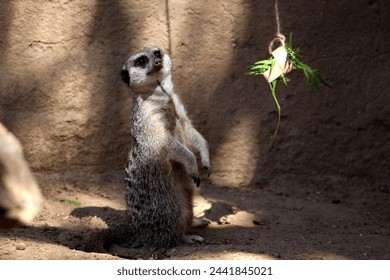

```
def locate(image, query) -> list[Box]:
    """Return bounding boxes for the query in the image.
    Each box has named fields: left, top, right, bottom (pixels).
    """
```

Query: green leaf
left=247, top=57, right=276, bottom=76
left=62, top=199, right=82, bottom=206
left=254, top=59, right=274, bottom=66
left=268, top=79, right=281, bottom=143
left=281, top=73, right=288, bottom=86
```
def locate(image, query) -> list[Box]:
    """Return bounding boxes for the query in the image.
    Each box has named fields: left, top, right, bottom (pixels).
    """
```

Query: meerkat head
left=121, top=47, right=172, bottom=93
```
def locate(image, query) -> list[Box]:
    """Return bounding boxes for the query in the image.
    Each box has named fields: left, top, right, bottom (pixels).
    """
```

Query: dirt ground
left=0, top=171, right=388, bottom=260
left=0, top=0, right=389, bottom=261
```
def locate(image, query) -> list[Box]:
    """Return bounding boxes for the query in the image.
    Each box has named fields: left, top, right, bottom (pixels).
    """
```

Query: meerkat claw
left=205, top=166, right=211, bottom=177
left=192, top=175, right=201, bottom=187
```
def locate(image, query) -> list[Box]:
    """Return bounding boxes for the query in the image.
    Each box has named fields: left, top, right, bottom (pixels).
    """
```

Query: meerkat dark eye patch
left=0, top=207, right=8, bottom=216
left=120, top=69, right=130, bottom=85
left=134, top=55, right=148, bottom=68
left=153, top=50, right=162, bottom=59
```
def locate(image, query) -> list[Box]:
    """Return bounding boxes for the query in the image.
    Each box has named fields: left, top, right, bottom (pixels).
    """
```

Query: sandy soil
left=0, top=0, right=389, bottom=262
left=0, top=172, right=388, bottom=260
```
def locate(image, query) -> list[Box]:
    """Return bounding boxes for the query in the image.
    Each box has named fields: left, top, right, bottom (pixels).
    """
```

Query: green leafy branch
left=284, top=35, right=330, bottom=91
left=248, top=34, right=330, bottom=142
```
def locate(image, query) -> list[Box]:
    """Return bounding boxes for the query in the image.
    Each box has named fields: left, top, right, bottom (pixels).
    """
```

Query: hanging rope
left=268, top=0, right=286, bottom=54
left=165, top=0, right=172, bottom=54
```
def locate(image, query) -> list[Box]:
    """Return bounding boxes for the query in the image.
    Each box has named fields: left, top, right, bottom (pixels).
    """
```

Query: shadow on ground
left=0, top=178, right=388, bottom=260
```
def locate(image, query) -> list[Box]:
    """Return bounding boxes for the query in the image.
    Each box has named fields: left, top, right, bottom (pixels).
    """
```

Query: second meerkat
left=121, top=47, right=211, bottom=248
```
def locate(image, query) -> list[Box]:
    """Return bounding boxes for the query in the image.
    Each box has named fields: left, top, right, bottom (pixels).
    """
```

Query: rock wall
left=1, top=0, right=389, bottom=187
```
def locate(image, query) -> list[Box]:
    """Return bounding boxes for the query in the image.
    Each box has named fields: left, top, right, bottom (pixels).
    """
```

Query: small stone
left=253, top=219, right=266, bottom=226
left=16, top=243, right=26, bottom=250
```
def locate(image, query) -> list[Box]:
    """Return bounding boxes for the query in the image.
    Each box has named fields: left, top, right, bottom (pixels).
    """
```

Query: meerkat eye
left=134, top=56, right=148, bottom=68
left=153, top=50, right=162, bottom=58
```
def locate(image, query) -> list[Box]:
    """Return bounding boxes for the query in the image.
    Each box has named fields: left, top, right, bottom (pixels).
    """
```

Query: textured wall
left=1, top=0, right=389, bottom=187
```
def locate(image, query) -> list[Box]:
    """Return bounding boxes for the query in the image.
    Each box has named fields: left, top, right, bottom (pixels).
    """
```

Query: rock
left=15, top=243, right=27, bottom=250
left=0, top=123, right=42, bottom=229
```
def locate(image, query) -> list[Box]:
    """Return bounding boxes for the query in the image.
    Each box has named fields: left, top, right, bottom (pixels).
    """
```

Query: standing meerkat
left=120, top=47, right=211, bottom=248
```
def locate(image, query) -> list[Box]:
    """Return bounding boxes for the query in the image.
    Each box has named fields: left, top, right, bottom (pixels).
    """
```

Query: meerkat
left=120, top=47, right=211, bottom=248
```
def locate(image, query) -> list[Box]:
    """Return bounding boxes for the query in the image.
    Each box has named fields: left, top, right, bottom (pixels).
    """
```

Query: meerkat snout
left=153, top=58, right=163, bottom=72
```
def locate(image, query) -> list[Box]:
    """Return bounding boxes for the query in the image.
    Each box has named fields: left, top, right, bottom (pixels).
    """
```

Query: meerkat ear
left=120, top=65, right=130, bottom=85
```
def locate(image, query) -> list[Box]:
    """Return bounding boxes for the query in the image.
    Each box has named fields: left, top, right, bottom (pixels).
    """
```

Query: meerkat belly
left=125, top=159, right=187, bottom=247
left=132, top=110, right=172, bottom=154
left=126, top=111, right=188, bottom=246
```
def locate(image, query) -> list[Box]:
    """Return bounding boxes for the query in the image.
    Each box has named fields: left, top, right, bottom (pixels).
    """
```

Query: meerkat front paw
left=191, top=175, right=201, bottom=187
left=184, top=234, right=204, bottom=244
left=202, top=161, right=211, bottom=178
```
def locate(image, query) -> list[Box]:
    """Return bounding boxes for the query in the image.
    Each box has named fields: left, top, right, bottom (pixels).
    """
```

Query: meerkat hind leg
left=183, top=218, right=209, bottom=245
left=184, top=234, right=204, bottom=244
